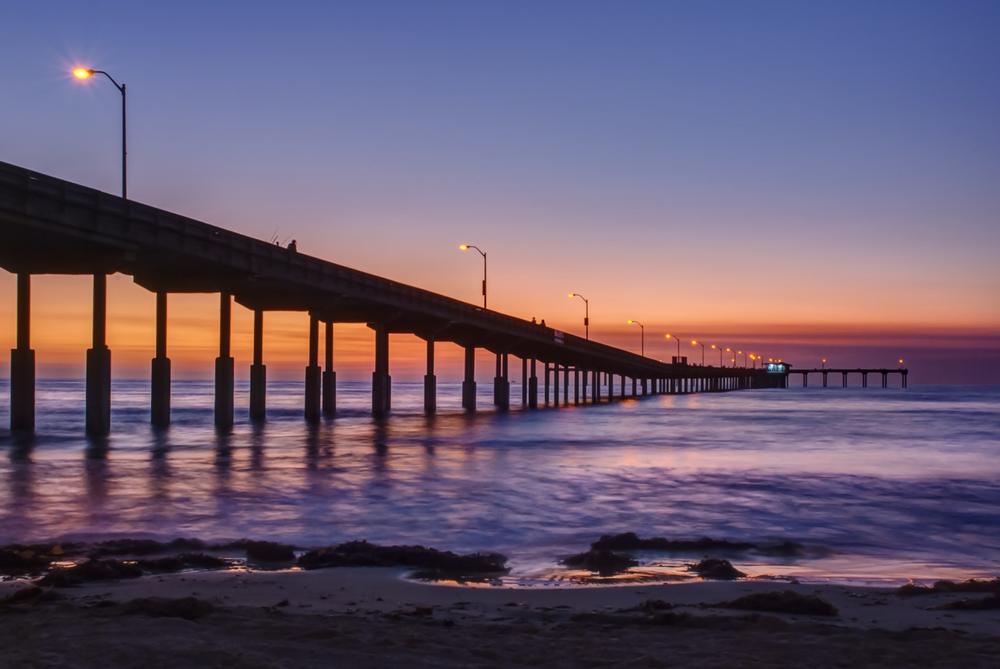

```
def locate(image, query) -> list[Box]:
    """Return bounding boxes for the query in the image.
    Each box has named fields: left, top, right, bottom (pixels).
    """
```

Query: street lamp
left=691, top=340, right=705, bottom=366
left=626, top=320, right=645, bottom=356
left=725, top=347, right=735, bottom=367
left=821, top=357, right=828, bottom=369
left=665, top=333, right=680, bottom=361
left=72, top=66, right=127, bottom=199
left=738, top=350, right=747, bottom=368
left=710, top=344, right=724, bottom=367
left=568, top=293, right=589, bottom=340
left=458, top=244, right=487, bottom=309
left=898, top=357, right=905, bottom=368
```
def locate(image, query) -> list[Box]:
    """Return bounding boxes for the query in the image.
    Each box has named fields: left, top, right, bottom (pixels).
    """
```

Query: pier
left=788, top=368, right=909, bottom=389
left=2, top=162, right=890, bottom=435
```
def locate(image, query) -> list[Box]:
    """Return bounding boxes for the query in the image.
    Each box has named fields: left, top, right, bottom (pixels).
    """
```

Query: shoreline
left=3, top=567, right=999, bottom=668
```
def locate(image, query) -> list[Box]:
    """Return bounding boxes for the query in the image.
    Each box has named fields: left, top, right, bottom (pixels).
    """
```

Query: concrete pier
left=372, top=325, right=390, bottom=418
left=592, top=369, right=600, bottom=403
left=322, top=321, right=336, bottom=417
left=214, top=292, right=234, bottom=430
left=304, top=315, right=321, bottom=422
left=85, top=273, right=112, bottom=437
left=10, top=273, right=34, bottom=431
left=150, top=291, right=170, bottom=427
left=462, top=345, right=476, bottom=412
left=423, top=338, right=436, bottom=415
left=249, top=309, right=266, bottom=421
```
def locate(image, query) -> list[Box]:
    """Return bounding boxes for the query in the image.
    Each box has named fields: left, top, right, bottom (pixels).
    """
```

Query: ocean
left=1, top=380, right=998, bottom=586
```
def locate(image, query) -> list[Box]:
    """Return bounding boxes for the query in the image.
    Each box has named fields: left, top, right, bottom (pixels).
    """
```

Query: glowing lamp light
left=458, top=244, right=469, bottom=251
left=72, top=67, right=94, bottom=80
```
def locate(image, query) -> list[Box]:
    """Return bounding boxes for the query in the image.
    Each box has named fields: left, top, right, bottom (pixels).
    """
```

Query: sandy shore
left=2, top=568, right=999, bottom=667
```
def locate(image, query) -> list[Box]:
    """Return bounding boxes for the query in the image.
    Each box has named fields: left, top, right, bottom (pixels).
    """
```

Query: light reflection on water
left=0, top=380, right=998, bottom=585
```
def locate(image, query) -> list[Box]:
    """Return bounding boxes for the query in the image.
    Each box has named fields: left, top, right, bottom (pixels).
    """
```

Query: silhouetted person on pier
left=531, top=317, right=537, bottom=324
left=288, top=239, right=298, bottom=252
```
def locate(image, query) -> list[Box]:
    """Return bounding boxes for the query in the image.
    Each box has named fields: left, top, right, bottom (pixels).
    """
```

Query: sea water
left=1, top=380, right=997, bottom=586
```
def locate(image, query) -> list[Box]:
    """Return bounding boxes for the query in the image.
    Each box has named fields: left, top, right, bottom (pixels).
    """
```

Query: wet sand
left=3, top=568, right=999, bottom=667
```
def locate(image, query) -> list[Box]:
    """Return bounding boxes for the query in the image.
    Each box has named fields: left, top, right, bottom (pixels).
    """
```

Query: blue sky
left=1, top=1, right=998, bottom=381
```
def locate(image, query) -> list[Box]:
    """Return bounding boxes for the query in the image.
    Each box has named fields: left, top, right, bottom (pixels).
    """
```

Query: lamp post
left=725, top=347, right=735, bottom=367
left=898, top=357, right=905, bottom=368
left=72, top=67, right=127, bottom=199
left=710, top=344, right=724, bottom=367
left=821, top=357, right=828, bottom=369
left=665, top=333, right=680, bottom=361
left=569, top=293, right=589, bottom=339
left=458, top=244, right=487, bottom=309
left=627, top=320, right=645, bottom=357
left=691, top=340, right=705, bottom=366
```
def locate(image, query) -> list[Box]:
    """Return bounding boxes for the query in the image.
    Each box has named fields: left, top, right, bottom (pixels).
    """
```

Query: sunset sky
left=1, top=1, right=998, bottom=383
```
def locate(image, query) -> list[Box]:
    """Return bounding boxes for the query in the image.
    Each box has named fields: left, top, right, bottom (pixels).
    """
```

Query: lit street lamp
left=627, top=319, right=645, bottom=357
left=458, top=244, right=487, bottom=309
left=821, top=357, right=828, bottom=369
left=568, top=293, right=589, bottom=339
left=665, top=333, right=680, bottom=361
left=898, top=357, right=905, bottom=368
left=710, top=344, right=724, bottom=367
left=72, top=66, right=127, bottom=198
left=691, top=340, right=705, bottom=366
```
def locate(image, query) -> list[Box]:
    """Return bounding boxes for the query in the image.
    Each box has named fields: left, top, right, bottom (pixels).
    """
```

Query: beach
left=3, top=567, right=1000, bottom=667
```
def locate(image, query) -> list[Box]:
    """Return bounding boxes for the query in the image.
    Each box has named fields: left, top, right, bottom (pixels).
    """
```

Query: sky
left=1, top=0, right=998, bottom=383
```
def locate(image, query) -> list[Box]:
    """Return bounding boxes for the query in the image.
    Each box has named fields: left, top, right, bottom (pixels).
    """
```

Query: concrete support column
left=86, top=273, right=112, bottom=436
left=214, top=291, right=235, bottom=430
left=563, top=365, right=569, bottom=405
left=592, top=369, right=600, bottom=403
left=462, top=345, right=476, bottom=412
left=822, top=371, right=828, bottom=388
left=553, top=364, right=560, bottom=407
left=544, top=363, right=551, bottom=406
left=607, top=373, right=614, bottom=401
left=862, top=372, right=868, bottom=388
left=632, top=377, right=637, bottom=397
left=249, top=309, right=266, bottom=421
left=304, top=315, right=321, bottom=422
left=372, top=325, right=391, bottom=418
left=574, top=368, right=580, bottom=405
left=10, top=273, right=35, bottom=431
left=620, top=375, right=626, bottom=397
left=641, top=378, right=648, bottom=396
left=322, top=321, right=336, bottom=417
left=150, top=291, right=171, bottom=428
left=881, top=372, right=888, bottom=388
left=521, top=357, right=528, bottom=407
left=423, top=338, right=436, bottom=415
left=902, top=371, right=908, bottom=389
left=528, top=359, right=538, bottom=409
left=494, top=353, right=510, bottom=410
